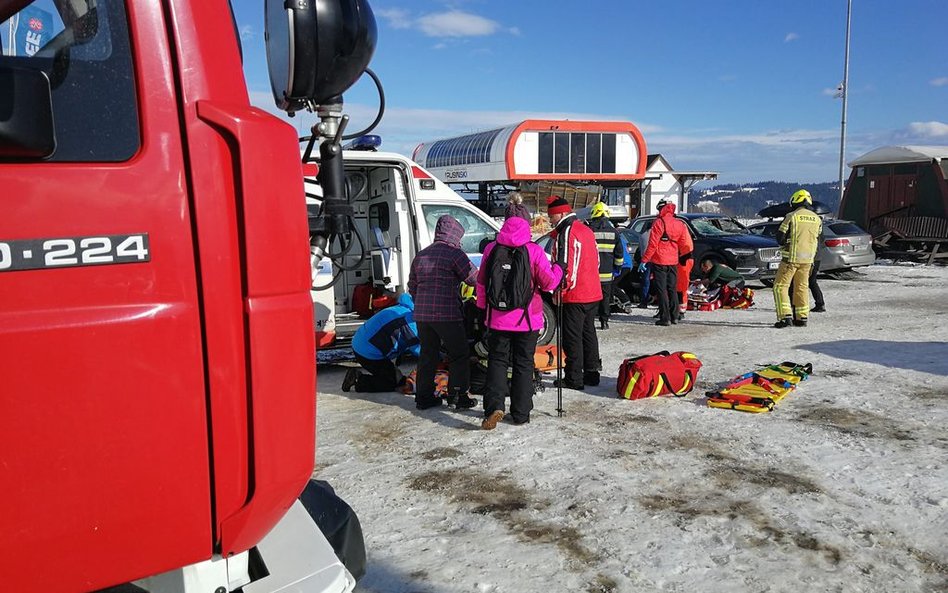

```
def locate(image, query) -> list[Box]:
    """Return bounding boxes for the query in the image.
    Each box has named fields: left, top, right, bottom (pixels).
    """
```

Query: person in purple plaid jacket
left=408, top=215, right=478, bottom=410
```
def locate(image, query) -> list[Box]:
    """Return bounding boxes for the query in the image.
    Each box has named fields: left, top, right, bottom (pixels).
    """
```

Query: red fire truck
left=0, top=0, right=373, bottom=591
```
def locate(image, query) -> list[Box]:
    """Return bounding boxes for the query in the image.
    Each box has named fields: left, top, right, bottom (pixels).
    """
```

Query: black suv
left=624, top=213, right=781, bottom=281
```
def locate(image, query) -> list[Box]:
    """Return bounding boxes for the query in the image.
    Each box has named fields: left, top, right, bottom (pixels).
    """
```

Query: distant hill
left=690, top=181, right=841, bottom=218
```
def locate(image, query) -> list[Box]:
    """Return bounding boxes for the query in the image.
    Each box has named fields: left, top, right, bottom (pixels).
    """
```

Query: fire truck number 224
left=0, top=234, right=150, bottom=272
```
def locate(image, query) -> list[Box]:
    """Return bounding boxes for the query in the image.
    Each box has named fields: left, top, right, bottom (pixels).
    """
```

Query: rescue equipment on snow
left=706, top=362, right=812, bottom=413
left=401, top=369, right=449, bottom=397
left=617, top=351, right=702, bottom=400
left=722, top=284, right=755, bottom=309
left=687, top=280, right=754, bottom=310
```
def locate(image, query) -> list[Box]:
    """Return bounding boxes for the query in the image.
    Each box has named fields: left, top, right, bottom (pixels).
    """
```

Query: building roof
left=644, top=153, right=717, bottom=181
left=849, top=145, right=948, bottom=166
left=412, top=120, right=648, bottom=183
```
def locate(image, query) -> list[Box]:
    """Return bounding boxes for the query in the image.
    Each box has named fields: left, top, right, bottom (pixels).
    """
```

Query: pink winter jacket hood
left=476, top=217, right=563, bottom=332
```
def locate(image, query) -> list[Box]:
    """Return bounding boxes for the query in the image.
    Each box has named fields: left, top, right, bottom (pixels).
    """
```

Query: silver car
left=747, top=219, right=875, bottom=272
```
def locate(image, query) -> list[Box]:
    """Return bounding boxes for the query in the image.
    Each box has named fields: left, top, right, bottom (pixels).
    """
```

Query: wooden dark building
left=839, top=145, right=948, bottom=262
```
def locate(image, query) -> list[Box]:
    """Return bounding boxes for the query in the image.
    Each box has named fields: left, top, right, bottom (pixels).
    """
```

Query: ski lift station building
left=412, top=120, right=648, bottom=218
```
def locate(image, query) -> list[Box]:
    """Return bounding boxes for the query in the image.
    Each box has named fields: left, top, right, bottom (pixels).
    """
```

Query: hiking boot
left=599, top=318, right=609, bottom=330
left=342, top=368, right=359, bottom=393
left=636, top=301, right=649, bottom=309
left=552, top=378, right=585, bottom=391
left=415, top=397, right=443, bottom=410
left=655, top=319, right=671, bottom=327
left=812, top=306, right=826, bottom=313
left=793, top=319, right=808, bottom=327
left=774, top=318, right=792, bottom=329
left=452, top=393, right=478, bottom=409
left=583, top=371, right=601, bottom=387
left=511, top=417, right=530, bottom=426
left=481, top=410, right=505, bottom=430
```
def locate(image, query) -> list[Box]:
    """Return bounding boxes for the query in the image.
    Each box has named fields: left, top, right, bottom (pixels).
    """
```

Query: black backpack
left=485, top=244, right=534, bottom=328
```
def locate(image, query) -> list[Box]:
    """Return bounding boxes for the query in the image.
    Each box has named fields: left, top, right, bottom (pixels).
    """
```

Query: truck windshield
left=691, top=217, right=749, bottom=237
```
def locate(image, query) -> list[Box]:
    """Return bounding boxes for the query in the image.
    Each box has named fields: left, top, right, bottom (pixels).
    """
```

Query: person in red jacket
left=548, top=195, right=602, bottom=389
left=641, top=200, right=692, bottom=326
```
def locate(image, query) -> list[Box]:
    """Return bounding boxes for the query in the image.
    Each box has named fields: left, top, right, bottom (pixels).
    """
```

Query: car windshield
left=690, top=217, right=749, bottom=236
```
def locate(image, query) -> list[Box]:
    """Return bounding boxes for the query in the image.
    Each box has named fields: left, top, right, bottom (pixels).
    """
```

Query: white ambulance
left=306, top=140, right=529, bottom=348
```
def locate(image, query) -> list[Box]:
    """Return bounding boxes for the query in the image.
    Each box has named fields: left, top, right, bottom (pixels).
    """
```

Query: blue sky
left=234, top=0, right=947, bottom=185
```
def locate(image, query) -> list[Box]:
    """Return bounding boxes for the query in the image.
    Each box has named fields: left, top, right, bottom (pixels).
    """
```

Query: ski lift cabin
left=839, top=145, right=948, bottom=263
left=412, top=120, right=647, bottom=223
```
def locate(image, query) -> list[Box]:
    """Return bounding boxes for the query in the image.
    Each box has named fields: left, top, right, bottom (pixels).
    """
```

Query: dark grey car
left=623, top=214, right=781, bottom=281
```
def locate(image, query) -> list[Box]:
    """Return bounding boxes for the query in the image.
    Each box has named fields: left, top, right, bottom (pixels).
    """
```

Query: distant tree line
left=691, top=181, right=840, bottom=218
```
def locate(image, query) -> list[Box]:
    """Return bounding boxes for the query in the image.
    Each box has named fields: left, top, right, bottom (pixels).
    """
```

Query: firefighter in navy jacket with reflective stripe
left=587, top=202, right=624, bottom=329
left=548, top=195, right=602, bottom=389
left=344, top=293, right=421, bottom=393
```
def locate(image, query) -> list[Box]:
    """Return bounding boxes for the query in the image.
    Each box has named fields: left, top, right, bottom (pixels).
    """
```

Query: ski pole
left=555, top=291, right=564, bottom=417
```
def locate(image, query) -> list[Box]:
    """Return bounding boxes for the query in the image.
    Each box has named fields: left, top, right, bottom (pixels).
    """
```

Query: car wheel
left=538, top=299, right=556, bottom=346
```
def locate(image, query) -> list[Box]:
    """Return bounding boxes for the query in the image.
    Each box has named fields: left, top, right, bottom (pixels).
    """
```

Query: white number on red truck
left=0, top=233, right=150, bottom=271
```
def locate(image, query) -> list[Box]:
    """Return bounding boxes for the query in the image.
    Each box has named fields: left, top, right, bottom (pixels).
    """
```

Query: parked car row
left=537, top=211, right=874, bottom=285
left=622, top=213, right=782, bottom=282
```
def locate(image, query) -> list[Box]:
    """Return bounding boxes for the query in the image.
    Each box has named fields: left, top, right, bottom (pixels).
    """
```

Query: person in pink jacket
left=475, top=216, right=563, bottom=430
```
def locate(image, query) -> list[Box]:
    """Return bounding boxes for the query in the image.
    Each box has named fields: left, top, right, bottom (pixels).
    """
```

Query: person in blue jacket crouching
left=343, top=293, right=420, bottom=393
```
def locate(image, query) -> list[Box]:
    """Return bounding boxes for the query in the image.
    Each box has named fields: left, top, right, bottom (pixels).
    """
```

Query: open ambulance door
left=364, top=164, right=414, bottom=292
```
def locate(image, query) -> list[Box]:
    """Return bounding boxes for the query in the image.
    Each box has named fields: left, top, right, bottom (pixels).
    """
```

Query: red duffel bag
left=617, top=351, right=702, bottom=400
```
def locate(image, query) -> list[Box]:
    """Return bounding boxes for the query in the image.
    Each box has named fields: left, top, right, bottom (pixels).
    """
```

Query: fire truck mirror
left=265, top=0, right=377, bottom=114
left=0, top=66, right=56, bottom=159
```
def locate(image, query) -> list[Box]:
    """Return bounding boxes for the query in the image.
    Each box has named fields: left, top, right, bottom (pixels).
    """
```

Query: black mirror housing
left=265, top=0, right=377, bottom=113
left=0, top=66, right=55, bottom=159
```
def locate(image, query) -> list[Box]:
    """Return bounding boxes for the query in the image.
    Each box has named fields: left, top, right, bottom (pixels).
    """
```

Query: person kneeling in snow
left=700, top=259, right=746, bottom=291
left=343, top=293, right=420, bottom=394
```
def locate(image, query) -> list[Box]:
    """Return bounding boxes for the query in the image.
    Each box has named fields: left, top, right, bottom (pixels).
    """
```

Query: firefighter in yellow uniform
left=773, top=189, right=822, bottom=328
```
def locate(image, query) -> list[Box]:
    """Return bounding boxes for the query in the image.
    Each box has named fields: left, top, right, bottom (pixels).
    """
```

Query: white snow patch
left=314, top=264, right=948, bottom=593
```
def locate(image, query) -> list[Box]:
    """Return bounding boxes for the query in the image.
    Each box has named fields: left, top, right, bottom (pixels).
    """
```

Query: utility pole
left=838, top=0, right=853, bottom=203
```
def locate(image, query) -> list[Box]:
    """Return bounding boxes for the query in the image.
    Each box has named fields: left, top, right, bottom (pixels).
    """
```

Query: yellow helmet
left=459, top=282, right=475, bottom=302
left=590, top=201, right=609, bottom=218
left=790, top=189, right=812, bottom=206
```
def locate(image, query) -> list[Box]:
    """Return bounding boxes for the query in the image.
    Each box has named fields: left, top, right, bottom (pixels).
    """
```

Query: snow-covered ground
left=313, top=264, right=948, bottom=593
